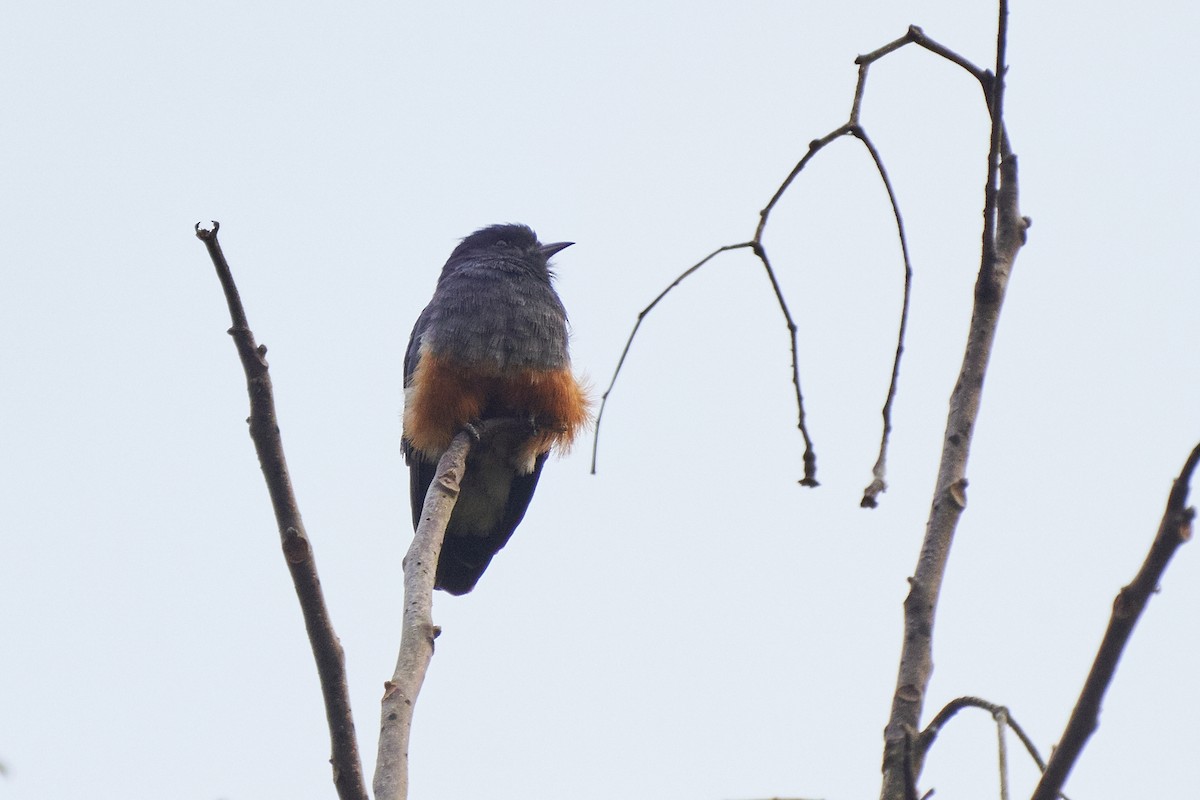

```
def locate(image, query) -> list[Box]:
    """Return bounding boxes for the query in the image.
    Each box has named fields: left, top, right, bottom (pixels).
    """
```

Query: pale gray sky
left=2, top=2, right=1198, bottom=798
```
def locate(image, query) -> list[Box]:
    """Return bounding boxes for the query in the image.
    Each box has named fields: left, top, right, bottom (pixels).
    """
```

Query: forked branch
left=920, top=695, right=1068, bottom=799
left=878, top=2, right=1031, bottom=798
left=591, top=25, right=997, bottom=498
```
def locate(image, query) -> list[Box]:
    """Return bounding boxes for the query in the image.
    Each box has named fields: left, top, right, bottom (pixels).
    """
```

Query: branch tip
left=195, top=220, right=219, bottom=238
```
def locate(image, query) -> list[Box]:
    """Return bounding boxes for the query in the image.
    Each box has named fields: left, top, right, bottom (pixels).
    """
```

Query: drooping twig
left=852, top=128, right=914, bottom=507
left=878, top=3, right=1031, bottom=797
left=1029, top=441, right=1200, bottom=800
left=374, top=428, right=474, bottom=800
left=751, top=240, right=818, bottom=486
left=590, top=242, right=752, bottom=474
left=589, top=129, right=858, bottom=487
left=919, top=696, right=1058, bottom=789
left=194, top=222, right=368, bottom=800
left=592, top=26, right=986, bottom=494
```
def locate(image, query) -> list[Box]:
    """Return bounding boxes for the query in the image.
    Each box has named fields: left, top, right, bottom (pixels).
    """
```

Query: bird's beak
left=540, top=241, right=574, bottom=259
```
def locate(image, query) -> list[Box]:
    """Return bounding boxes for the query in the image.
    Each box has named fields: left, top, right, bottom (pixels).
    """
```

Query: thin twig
left=752, top=241, right=818, bottom=485
left=852, top=128, right=914, bottom=507
left=194, top=222, right=368, bottom=800
left=979, top=4, right=1008, bottom=288
left=855, top=28, right=922, bottom=68
left=755, top=126, right=854, bottom=238
left=1030, top=441, right=1200, bottom=800
left=919, top=696, right=1057, bottom=783
left=591, top=115, right=861, bottom=484
left=374, top=428, right=475, bottom=800
left=593, top=27, right=1003, bottom=494
left=994, top=707, right=1009, bottom=800
left=907, top=26, right=991, bottom=83
left=590, top=243, right=752, bottom=474
left=903, top=724, right=920, bottom=800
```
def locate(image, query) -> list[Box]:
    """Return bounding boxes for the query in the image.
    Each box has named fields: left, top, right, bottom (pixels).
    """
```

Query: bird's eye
left=495, top=239, right=508, bottom=248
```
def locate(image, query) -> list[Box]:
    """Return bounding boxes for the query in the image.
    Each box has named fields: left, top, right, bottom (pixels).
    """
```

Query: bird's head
left=446, top=224, right=573, bottom=277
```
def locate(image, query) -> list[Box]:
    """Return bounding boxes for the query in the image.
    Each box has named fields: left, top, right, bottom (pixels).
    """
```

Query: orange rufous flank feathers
left=404, top=350, right=590, bottom=460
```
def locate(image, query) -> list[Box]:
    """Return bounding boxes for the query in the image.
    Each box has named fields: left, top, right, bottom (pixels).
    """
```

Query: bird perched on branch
left=402, top=224, right=589, bottom=594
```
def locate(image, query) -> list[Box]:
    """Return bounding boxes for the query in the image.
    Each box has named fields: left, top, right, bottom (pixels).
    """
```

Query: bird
left=402, top=223, right=589, bottom=595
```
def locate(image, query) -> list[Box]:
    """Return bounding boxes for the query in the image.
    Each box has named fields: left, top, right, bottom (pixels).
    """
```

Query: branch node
left=283, top=528, right=312, bottom=564
left=861, top=478, right=887, bottom=508
left=948, top=478, right=968, bottom=509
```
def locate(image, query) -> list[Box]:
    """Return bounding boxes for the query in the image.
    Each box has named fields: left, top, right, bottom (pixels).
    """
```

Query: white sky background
left=2, top=1, right=1198, bottom=798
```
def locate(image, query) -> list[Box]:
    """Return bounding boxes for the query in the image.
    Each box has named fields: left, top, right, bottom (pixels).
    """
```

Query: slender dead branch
left=1029, top=441, right=1200, bottom=800
left=752, top=241, right=818, bottom=485
left=919, top=696, right=1056, bottom=785
left=979, top=7, right=1008, bottom=285
left=593, top=25, right=1001, bottom=494
left=755, top=125, right=854, bottom=238
left=994, top=707, right=1009, bottom=800
left=853, top=29, right=915, bottom=67
left=905, top=26, right=991, bottom=83
left=589, top=109, right=862, bottom=484
left=852, top=128, right=914, bottom=507
left=194, top=222, right=368, bottom=800
left=374, top=428, right=474, bottom=800
left=590, top=242, right=752, bottom=474
left=878, top=3, right=1031, bottom=797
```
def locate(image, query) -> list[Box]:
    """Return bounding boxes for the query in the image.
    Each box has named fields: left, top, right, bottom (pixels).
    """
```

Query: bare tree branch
left=994, top=707, right=1009, bottom=800
left=592, top=22, right=1013, bottom=495
left=591, top=29, right=959, bottom=488
left=374, top=428, right=474, bottom=800
left=750, top=239, right=819, bottom=486
left=852, top=128, right=914, bottom=507
left=1029, top=441, right=1200, bottom=800
left=590, top=242, right=752, bottom=475
left=919, top=696, right=1057, bottom=788
left=902, top=26, right=990, bottom=84
left=878, top=2, right=1031, bottom=797
left=194, top=222, right=368, bottom=800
